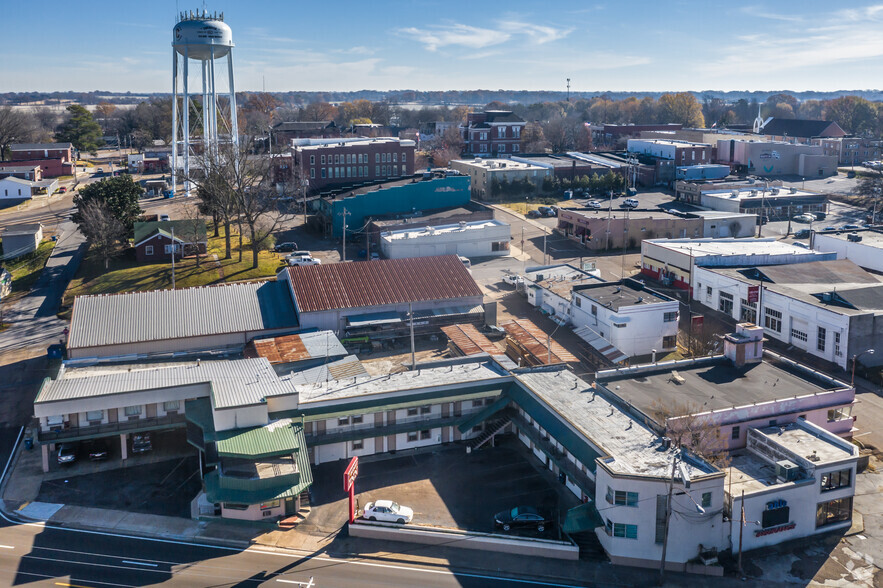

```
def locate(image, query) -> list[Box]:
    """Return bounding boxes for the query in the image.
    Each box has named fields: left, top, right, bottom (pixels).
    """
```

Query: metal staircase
left=467, top=415, right=511, bottom=451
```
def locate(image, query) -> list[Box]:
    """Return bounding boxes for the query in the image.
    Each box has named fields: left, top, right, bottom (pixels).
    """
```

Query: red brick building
left=0, top=165, right=42, bottom=181
left=281, top=138, right=416, bottom=192
left=461, top=110, right=526, bottom=156
left=271, top=121, right=338, bottom=148
left=6, top=143, right=75, bottom=178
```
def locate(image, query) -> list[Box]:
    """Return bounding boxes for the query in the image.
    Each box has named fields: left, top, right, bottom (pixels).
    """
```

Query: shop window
left=662, top=335, right=677, bottom=349
left=820, top=468, right=852, bottom=492
left=718, top=291, right=734, bottom=315
left=260, top=500, right=280, bottom=510
left=816, top=497, right=852, bottom=528
left=764, top=308, right=782, bottom=332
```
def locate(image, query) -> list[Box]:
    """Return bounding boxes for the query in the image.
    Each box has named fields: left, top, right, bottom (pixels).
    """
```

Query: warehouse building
left=379, top=219, right=511, bottom=260
left=812, top=228, right=883, bottom=274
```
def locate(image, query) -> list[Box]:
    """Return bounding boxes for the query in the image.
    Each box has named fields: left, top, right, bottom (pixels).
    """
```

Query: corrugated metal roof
left=281, top=355, right=367, bottom=386
left=283, top=255, right=482, bottom=313
left=501, top=319, right=578, bottom=364
left=573, top=326, right=628, bottom=364
left=245, top=330, right=346, bottom=365
left=441, top=324, right=500, bottom=356
left=68, top=281, right=298, bottom=351
left=35, top=357, right=290, bottom=411
left=215, top=418, right=301, bottom=458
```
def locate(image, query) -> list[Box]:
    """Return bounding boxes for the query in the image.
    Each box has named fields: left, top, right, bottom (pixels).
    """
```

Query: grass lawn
left=3, top=240, right=56, bottom=301
left=62, top=224, right=282, bottom=310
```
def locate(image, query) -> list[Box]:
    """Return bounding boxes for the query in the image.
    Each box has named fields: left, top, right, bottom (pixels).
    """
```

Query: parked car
left=159, top=214, right=171, bottom=222
left=458, top=255, right=471, bottom=269
left=526, top=209, right=542, bottom=219
left=86, top=438, right=109, bottom=461
left=363, top=500, right=413, bottom=524
left=537, top=206, right=553, bottom=217
left=621, top=198, right=639, bottom=209
left=813, top=212, right=827, bottom=221
left=131, top=433, right=152, bottom=454
left=287, top=256, right=321, bottom=266
left=843, top=224, right=861, bottom=230
left=587, top=200, right=602, bottom=210
left=548, top=206, right=559, bottom=217
left=502, top=274, right=522, bottom=286
left=57, top=443, right=78, bottom=465
left=57, top=186, right=67, bottom=193
left=822, top=226, right=838, bottom=232
left=274, top=242, right=299, bottom=253
left=494, top=506, right=552, bottom=532
left=792, top=214, right=815, bottom=223
left=794, top=229, right=811, bottom=239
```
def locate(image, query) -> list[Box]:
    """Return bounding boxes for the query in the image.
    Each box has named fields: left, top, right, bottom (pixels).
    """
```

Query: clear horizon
left=3, top=1, right=883, bottom=95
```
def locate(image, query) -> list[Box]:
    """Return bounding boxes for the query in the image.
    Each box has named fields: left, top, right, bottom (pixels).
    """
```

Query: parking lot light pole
left=851, top=349, right=874, bottom=387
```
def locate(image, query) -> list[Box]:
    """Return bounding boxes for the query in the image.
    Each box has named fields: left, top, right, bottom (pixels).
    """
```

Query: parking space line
left=0, top=545, right=14, bottom=549
left=121, top=560, right=158, bottom=567
left=276, top=577, right=314, bottom=586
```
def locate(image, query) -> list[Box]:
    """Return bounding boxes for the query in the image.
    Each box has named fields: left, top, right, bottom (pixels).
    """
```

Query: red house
left=133, top=220, right=207, bottom=263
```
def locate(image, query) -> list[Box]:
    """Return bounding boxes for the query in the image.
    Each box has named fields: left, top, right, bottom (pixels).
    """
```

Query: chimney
left=723, top=323, right=764, bottom=368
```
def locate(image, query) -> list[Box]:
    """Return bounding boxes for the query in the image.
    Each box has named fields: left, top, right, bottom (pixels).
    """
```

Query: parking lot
left=304, top=436, right=579, bottom=541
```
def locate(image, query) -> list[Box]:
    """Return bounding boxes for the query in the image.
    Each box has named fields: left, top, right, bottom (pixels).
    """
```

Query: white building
left=379, top=219, right=511, bottom=260
left=813, top=228, right=883, bottom=274
left=449, top=158, right=552, bottom=200
left=570, top=279, right=679, bottom=359
left=696, top=186, right=827, bottom=218
left=0, top=176, right=37, bottom=200
left=521, top=264, right=602, bottom=321
left=640, top=238, right=836, bottom=292
left=692, top=260, right=883, bottom=370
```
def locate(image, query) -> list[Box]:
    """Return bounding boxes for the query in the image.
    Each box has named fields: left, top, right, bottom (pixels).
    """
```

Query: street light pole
left=851, top=349, right=875, bottom=387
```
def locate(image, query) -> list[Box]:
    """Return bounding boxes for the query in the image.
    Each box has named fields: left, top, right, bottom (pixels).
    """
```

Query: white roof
left=381, top=219, right=508, bottom=241
left=451, top=158, right=547, bottom=171
left=645, top=238, right=828, bottom=259
left=702, top=187, right=819, bottom=202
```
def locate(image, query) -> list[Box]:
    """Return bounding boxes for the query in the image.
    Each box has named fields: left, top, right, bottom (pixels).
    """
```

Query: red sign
left=754, top=522, right=795, bottom=537
left=747, top=285, right=760, bottom=304
left=343, top=456, right=359, bottom=525
left=691, top=315, right=704, bottom=332
left=343, top=456, right=359, bottom=492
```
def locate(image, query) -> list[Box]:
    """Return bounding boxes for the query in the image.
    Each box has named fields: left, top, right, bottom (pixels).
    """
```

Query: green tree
left=55, top=104, right=103, bottom=152
left=657, top=92, right=705, bottom=127
left=825, top=96, right=877, bottom=136
left=72, top=175, right=144, bottom=236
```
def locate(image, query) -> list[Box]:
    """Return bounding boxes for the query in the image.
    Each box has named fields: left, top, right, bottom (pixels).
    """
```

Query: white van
left=458, top=256, right=471, bottom=269
left=623, top=198, right=639, bottom=209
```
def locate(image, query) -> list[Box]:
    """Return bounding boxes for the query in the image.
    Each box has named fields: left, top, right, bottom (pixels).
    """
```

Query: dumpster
left=24, top=436, right=33, bottom=450
left=47, top=344, right=65, bottom=359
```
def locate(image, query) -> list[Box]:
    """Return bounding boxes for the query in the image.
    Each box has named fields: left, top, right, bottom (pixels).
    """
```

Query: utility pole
left=786, top=204, right=792, bottom=236
left=543, top=228, right=548, bottom=265
left=521, top=225, right=525, bottom=271
left=757, top=181, right=767, bottom=238
left=737, top=489, right=746, bottom=578
left=566, top=78, right=571, bottom=103
left=302, top=178, right=310, bottom=226
left=658, top=455, right=678, bottom=585
left=409, top=302, right=416, bottom=369
left=170, top=227, right=176, bottom=289
left=365, top=217, right=372, bottom=259
left=339, top=206, right=351, bottom=262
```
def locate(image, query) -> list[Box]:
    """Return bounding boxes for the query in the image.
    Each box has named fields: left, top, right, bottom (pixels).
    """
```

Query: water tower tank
left=173, top=16, right=233, bottom=60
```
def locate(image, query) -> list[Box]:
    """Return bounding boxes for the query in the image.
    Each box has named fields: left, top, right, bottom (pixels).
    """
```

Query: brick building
left=271, top=121, right=337, bottom=148
left=460, top=110, right=526, bottom=156
left=0, top=165, right=42, bottom=181
left=6, top=143, right=75, bottom=178
left=283, top=138, right=416, bottom=192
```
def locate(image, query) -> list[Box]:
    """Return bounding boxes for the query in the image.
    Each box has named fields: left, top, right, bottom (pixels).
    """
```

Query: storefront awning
left=573, top=326, right=628, bottom=364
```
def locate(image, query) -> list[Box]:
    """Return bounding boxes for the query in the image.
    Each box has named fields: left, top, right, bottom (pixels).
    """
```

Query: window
left=828, top=406, right=851, bottom=421
left=145, top=245, right=154, bottom=256
left=310, top=168, right=315, bottom=179
left=740, top=299, right=757, bottom=323
left=420, top=405, right=431, bottom=414
left=816, top=497, right=852, bottom=528
left=512, top=144, right=519, bottom=152
left=718, top=291, right=734, bottom=315
left=575, top=297, right=581, bottom=307
left=407, top=407, right=418, bottom=416
left=260, top=500, right=281, bottom=510
left=662, top=335, right=677, bottom=349
left=705, top=286, right=712, bottom=301
left=701, top=492, right=712, bottom=508
left=335, top=154, right=341, bottom=164
left=393, top=153, right=397, bottom=163
left=352, top=439, right=363, bottom=450
left=310, top=155, right=315, bottom=165
left=338, top=417, right=350, bottom=426
left=817, top=326, right=827, bottom=352
left=480, top=144, right=488, bottom=152
left=321, top=155, right=326, bottom=164
left=223, top=503, right=249, bottom=511
left=164, top=244, right=175, bottom=254
left=163, top=400, right=180, bottom=412
left=375, top=153, right=380, bottom=163
left=498, top=126, right=505, bottom=138
left=765, top=308, right=782, bottom=332
left=791, top=328, right=808, bottom=343
left=491, top=241, right=509, bottom=252
left=321, top=168, right=327, bottom=178
left=663, top=311, right=678, bottom=323
left=498, top=144, right=505, bottom=153
left=731, top=425, right=741, bottom=440
left=820, top=468, right=852, bottom=492
left=392, top=165, right=398, bottom=176
left=513, top=126, right=521, bottom=138
left=420, top=430, right=431, bottom=440
left=834, top=332, right=842, bottom=356
left=614, top=322, right=627, bottom=328
left=407, top=431, right=418, bottom=442
left=86, top=410, right=104, bottom=422
left=591, top=305, right=597, bottom=316
left=401, top=152, right=406, bottom=162
left=769, top=419, right=777, bottom=427
left=472, top=399, right=485, bottom=408
left=375, top=165, right=380, bottom=175
left=606, top=488, right=639, bottom=506
left=124, top=405, right=142, bottom=416
left=346, top=154, right=352, bottom=164
left=351, top=415, right=363, bottom=424
left=606, top=520, right=638, bottom=539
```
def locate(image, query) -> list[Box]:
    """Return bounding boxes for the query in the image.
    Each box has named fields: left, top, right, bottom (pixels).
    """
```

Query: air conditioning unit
left=776, top=459, right=800, bottom=482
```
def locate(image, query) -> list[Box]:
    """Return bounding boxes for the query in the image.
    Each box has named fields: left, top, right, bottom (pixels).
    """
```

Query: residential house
left=133, top=220, right=207, bottom=263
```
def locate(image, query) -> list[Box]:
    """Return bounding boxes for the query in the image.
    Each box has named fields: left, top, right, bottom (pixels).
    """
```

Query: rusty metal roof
left=282, top=255, right=483, bottom=313
left=245, top=331, right=346, bottom=365
left=501, top=319, right=578, bottom=364
left=441, top=324, right=500, bottom=356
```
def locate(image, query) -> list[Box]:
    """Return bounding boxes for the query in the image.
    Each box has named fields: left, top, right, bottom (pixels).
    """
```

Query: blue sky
left=3, top=1, right=883, bottom=93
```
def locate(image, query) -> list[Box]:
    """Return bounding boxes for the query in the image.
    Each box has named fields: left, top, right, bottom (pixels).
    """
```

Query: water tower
left=171, top=10, right=239, bottom=197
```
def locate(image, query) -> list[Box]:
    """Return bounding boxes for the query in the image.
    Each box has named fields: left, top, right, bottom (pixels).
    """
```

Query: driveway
left=0, top=220, right=87, bottom=354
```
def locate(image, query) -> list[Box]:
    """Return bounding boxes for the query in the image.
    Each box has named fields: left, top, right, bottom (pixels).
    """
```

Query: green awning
left=216, top=419, right=303, bottom=459
left=563, top=502, right=604, bottom=534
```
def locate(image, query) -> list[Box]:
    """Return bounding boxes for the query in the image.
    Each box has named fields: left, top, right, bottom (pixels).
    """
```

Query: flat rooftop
left=451, top=158, right=547, bottom=171
left=524, top=264, right=601, bottom=300
left=573, top=280, right=673, bottom=311
left=630, top=139, right=712, bottom=148
left=756, top=423, right=854, bottom=463
left=562, top=208, right=687, bottom=220
left=381, top=219, right=508, bottom=241
left=597, top=356, right=843, bottom=418
left=646, top=238, right=829, bottom=259
left=702, top=187, right=822, bottom=202
left=816, top=227, right=883, bottom=247
left=517, top=369, right=717, bottom=478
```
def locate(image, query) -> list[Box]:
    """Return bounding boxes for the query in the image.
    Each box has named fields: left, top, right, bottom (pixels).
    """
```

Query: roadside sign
left=747, top=285, right=760, bottom=304
left=343, top=456, right=359, bottom=525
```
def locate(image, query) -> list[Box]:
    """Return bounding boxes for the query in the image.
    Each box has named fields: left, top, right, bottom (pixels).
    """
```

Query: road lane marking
left=121, top=560, right=158, bottom=567
left=277, top=577, right=314, bottom=587
left=0, top=545, right=14, bottom=549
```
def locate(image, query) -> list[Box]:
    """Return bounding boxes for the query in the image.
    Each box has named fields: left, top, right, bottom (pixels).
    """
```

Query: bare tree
left=651, top=399, right=730, bottom=468
left=95, top=101, right=117, bottom=132
left=77, top=200, right=128, bottom=269
left=0, top=107, right=31, bottom=161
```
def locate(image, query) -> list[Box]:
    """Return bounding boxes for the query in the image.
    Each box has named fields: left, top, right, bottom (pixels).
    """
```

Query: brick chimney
left=723, top=323, right=764, bottom=368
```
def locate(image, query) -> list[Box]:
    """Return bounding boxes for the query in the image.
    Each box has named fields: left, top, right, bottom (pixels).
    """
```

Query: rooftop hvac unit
left=750, top=190, right=758, bottom=197
left=790, top=187, right=798, bottom=194
left=776, top=459, right=800, bottom=483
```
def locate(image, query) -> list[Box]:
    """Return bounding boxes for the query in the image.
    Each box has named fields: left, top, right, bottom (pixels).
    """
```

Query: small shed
left=1, top=223, right=43, bottom=258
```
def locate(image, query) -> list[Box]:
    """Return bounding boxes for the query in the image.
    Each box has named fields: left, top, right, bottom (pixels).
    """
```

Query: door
left=107, top=409, right=118, bottom=424
left=316, top=420, right=326, bottom=435
left=387, top=434, right=396, bottom=452
left=146, top=403, right=157, bottom=418
left=68, top=412, right=79, bottom=428
left=374, top=437, right=384, bottom=452
left=441, top=427, right=450, bottom=443
left=387, top=410, right=396, bottom=425
left=441, top=403, right=450, bottom=418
